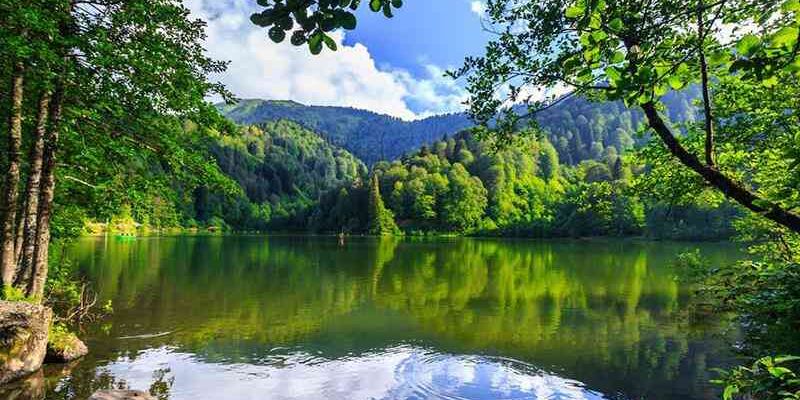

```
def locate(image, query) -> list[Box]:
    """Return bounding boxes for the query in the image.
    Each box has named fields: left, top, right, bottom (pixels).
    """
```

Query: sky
left=185, top=0, right=492, bottom=120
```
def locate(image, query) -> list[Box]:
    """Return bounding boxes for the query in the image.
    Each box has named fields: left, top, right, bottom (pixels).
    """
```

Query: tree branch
left=641, top=101, right=800, bottom=233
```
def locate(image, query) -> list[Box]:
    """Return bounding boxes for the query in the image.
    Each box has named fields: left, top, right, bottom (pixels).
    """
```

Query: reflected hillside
left=65, top=237, right=738, bottom=400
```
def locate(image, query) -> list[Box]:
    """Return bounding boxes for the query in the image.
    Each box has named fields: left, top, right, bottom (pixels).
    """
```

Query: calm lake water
left=3, top=236, right=743, bottom=400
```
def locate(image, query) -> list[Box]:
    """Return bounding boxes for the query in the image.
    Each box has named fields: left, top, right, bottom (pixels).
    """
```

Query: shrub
left=714, top=356, right=800, bottom=400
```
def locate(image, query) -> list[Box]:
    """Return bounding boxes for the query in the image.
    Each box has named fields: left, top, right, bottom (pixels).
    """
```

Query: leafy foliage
left=250, top=0, right=404, bottom=55
left=713, top=356, right=800, bottom=400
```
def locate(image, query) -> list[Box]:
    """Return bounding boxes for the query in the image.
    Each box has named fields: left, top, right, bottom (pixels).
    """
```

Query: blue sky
left=187, top=0, right=491, bottom=119
left=345, top=2, right=490, bottom=77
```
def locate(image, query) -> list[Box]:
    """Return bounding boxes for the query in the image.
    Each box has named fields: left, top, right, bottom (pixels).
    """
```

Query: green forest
left=64, top=94, right=732, bottom=240
left=2, top=0, right=800, bottom=399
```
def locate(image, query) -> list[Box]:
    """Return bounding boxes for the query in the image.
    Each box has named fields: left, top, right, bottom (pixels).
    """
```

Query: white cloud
left=470, top=1, right=486, bottom=17
left=187, top=0, right=466, bottom=120
left=393, top=64, right=468, bottom=118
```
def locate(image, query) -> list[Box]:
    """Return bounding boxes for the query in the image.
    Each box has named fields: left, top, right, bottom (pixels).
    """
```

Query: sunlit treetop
left=251, top=0, right=403, bottom=54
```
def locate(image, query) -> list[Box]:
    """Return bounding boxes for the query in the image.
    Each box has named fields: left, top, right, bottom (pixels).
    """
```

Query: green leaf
left=565, top=5, right=584, bottom=18
left=323, top=34, right=338, bottom=51
left=268, top=27, right=286, bottom=43
left=340, top=12, right=357, bottom=30
left=605, top=66, right=621, bottom=84
left=370, top=0, right=382, bottom=12
left=762, top=75, right=779, bottom=87
left=771, top=26, right=799, bottom=49
left=723, top=385, right=739, bottom=400
left=775, top=356, right=800, bottom=364
left=308, top=32, right=324, bottom=55
left=782, top=0, right=800, bottom=12
left=737, top=34, right=761, bottom=56
left=768, top=366, right=793, bottom=377
left=667, top=75, right=685, bottom=90
left=591, top=30, right=608, bottom=42
left=654, top=83, right=668, bottom=97
left=608, top=18, right=623, bottom=32
left=290, top=31, right=306, bottom=46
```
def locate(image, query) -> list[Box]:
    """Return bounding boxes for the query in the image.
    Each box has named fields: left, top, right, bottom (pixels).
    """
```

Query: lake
left=2, top=236, right=742, bottom=400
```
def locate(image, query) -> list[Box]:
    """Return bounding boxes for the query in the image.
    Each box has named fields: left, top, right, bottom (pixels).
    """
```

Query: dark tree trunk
left=27, top=83, right=63, bottom=299
left=14, top=91, right=51, bottom=288
left=641, top=102, right=800, bottom=233
left=696, top=0, right=715, bottom=167
left=1, top=62, right=25, bottom=286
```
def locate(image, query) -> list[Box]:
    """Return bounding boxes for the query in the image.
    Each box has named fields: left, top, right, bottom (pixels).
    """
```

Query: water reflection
left=98, top=345, right=605, bottom=400
left=2, top=236, right=740, bottom=400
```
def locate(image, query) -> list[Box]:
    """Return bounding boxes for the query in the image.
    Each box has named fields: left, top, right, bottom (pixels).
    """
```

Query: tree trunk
left=696, top=0, right=715, bottom=167
left=1, top=62, right=25, bottom=286
left=641, top=102, right=800, bottom=233
left=27, top=84, right=63, bottom=300
left=14, top=91, right=51, bottom=288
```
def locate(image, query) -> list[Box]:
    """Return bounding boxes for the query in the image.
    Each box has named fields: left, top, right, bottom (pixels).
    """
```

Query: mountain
left=218, top=99, right=472, bottom=165
left=219, top=90, right=698, bottom=166
left=532, top=89, right=699, bottom=164
left=191, top=120, right=366, bottom=230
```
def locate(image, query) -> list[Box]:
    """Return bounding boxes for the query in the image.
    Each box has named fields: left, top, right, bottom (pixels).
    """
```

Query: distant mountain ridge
left=218, top=99, right=472, bottom=165
left=219, top=90, right=698, bottom=166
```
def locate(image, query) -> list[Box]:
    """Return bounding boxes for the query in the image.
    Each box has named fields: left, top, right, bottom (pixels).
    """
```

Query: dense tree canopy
left=0, top=0, right=230, bottom=297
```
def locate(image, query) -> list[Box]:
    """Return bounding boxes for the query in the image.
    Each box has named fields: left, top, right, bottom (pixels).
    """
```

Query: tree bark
left=641, top=102, right=800, bottom=233
left=696, top=0, right=715, bottom=166
left=14, top=91, right=51, bottom=288
left=27, top=83, right=63, bottom=300
left=1, top=62, right=25, bottom=286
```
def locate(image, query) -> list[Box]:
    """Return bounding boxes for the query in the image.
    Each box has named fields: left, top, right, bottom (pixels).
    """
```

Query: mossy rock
left=0, top=300, right=52, bottom=384
left=45, top=325, right=87, bottom=363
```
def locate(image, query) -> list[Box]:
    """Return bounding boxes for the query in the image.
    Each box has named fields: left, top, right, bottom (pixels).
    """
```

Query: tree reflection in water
left=14, top=236, right=740, bottom=400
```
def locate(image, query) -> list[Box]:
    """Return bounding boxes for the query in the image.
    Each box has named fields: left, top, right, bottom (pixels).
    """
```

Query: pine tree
left=368, top=174, right=399, bottom=236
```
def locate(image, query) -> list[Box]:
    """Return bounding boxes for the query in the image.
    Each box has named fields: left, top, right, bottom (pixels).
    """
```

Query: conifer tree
left=368, top=173, right=399, bottom=236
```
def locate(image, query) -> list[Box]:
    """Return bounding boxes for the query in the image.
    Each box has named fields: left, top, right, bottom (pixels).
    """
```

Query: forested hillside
left=309, top=131, right=737, bottom=239
left=67, top=92, right=718, bottom=239
left=218, top=99, right=472, bottom=165
left=535, top=89, right=699, bottom=164
left=191, top=120, right=367, bottom=231
left=220, top=90, right=697, bottom=166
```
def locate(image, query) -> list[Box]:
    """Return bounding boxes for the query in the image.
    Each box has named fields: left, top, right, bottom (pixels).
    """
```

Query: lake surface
left=2, top=236, right=742, bottom=400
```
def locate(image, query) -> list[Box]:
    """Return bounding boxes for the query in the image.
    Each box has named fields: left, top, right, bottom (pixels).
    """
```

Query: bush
left=1, top=285, right=33, bottom=302
left=714, top=356, right=800, bottom=400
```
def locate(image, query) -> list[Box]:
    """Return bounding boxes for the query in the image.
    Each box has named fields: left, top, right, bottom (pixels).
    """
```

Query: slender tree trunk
left=641, top=102, right=800, bottom=233
left=1, top=62, right=25, bottom=286
left=14, top=91, right=51, bottom=288
left=696, top=0, right=715, bottom=166
left=27, top=83, right=63, bottom=300
left=13, top=199, right=26, bottom=272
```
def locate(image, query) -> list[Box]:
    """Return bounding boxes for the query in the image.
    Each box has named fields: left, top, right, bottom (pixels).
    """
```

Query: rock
left=89, top=390, right=156, bottom=400
left=45, top=328, right=88, bottom=363
left=0, top=368, right=45, bottom=399
left=0, top=300, right=52, bottom=385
